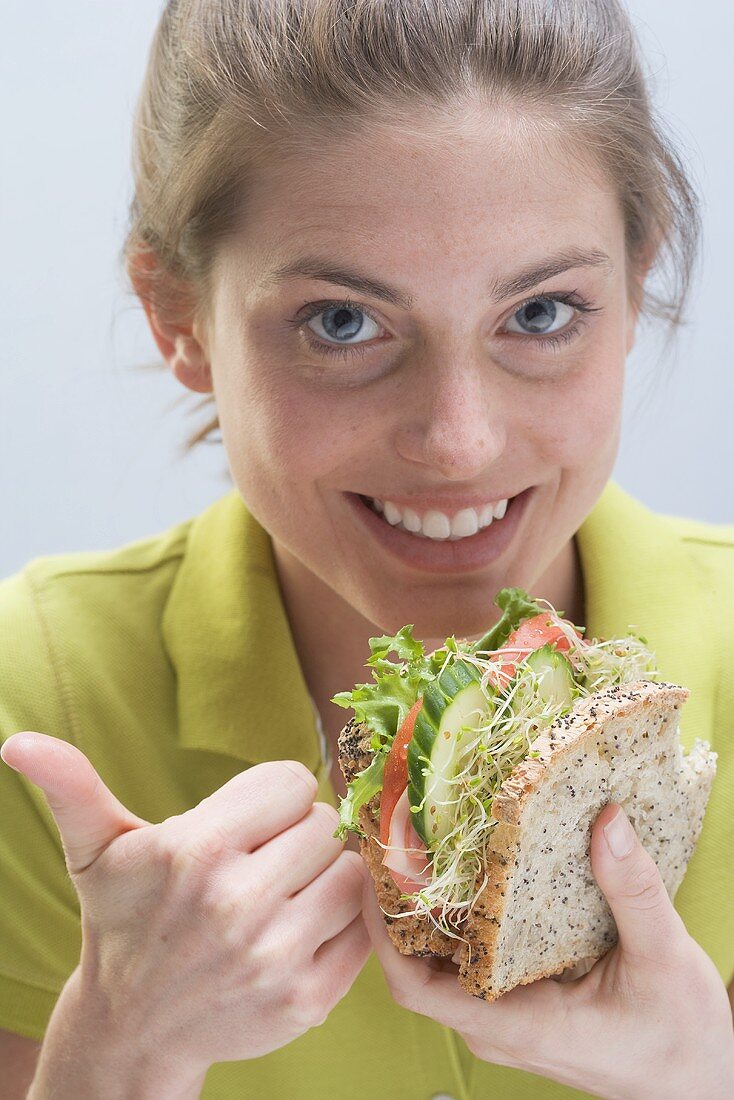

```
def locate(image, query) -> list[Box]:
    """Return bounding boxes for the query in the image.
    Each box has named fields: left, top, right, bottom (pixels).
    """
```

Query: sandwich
left=332, top=587, right=717, bottom=1001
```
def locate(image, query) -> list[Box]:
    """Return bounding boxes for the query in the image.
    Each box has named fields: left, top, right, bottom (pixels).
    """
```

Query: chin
left=356, top=575, right=521, bottom=641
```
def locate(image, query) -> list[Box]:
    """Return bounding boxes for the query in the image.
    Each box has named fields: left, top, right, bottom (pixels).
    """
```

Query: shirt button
left=430, top=1094, right=457, bottom=1100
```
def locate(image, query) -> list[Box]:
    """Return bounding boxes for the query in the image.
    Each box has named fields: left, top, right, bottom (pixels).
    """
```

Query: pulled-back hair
left=123, top=0, right=700, bottom=452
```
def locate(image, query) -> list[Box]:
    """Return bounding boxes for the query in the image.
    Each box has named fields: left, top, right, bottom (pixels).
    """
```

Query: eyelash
left=287, top=291, right=601, bottom=361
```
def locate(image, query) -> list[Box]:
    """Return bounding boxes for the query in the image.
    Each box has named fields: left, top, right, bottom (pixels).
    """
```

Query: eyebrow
left=264, top=246, right=613, bottom=309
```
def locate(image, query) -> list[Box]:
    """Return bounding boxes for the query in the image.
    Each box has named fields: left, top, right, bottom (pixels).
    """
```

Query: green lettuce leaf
left=468, top=586, right=546, bottom=655
left=331, top=624, right=438, bottom=746
left=333, top=751, right=386, bottom=840
left=366, top=624, right=425, bottom=667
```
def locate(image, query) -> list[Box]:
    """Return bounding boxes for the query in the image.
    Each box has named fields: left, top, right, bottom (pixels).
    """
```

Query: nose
left=393, top=353, right=506, bottom=480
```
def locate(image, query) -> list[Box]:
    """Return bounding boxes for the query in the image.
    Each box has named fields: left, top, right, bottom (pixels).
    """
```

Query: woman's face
left=197, top=103, right=640, bottom=638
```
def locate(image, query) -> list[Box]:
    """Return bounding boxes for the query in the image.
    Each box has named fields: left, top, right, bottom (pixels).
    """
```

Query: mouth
left=357, top=493, right=512, bottom=540
left=344, top=486, right=534, bottom=575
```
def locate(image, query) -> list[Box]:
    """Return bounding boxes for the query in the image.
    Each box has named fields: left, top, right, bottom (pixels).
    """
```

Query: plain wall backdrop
left=2, top=0, right=732, bottom=578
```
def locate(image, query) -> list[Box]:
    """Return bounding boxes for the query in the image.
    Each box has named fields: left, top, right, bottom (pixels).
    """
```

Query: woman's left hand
left=362, top=802, right=734, bottom=1100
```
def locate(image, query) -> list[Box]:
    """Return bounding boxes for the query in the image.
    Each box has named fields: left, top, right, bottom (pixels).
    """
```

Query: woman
left=1, top=1, right=732, bottom=1097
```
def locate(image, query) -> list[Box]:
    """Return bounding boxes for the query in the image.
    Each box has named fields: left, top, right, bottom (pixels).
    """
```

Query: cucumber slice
left=423, top=682, right=488, bottom=845
left=407, top=661, right=493, bottom=848
left=514, top=643, right=575, bottom=710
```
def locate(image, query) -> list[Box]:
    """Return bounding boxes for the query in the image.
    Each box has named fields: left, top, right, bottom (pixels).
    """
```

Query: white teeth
left=367, top=496, right=511, bottom=541
left=401, top=507, right=422, bottom=533
left=450, top=508, right=479, bottom=538
left=383, top=501, right=402, bottom=525
left=421, top=510, right=451, bottom=539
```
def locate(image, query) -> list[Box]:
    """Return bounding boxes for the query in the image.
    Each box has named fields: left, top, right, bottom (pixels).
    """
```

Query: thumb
left=590, top=801, right=687, bottom=965
left=1, top=731, right=150, bottom=875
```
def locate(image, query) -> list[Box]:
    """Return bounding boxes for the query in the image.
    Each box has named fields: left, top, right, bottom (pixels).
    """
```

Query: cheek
left=266, top=384, right=369, bottom=480
left=528, top=350, right=625, bottom=465
left=218, top=360, right=367, bottom=491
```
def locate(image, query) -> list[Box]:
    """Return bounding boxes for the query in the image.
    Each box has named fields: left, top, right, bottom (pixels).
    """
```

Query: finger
left=247, top=801, right=345, bottom=894
left=360, top=868, right=478, bottom=1025
left=311, top=911, right=372, bottom=1004
left=289, top=849, right=366, bottom=946
left=589, top=802, right=688, bottom=965
left=361, top=871, right=565, bottom=1037
left=190, top=759, right=318, bottom=852
left=0, top=732, right=149, bottom=875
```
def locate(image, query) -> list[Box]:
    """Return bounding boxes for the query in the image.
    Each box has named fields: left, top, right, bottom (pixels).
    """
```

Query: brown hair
left=122, top=0, right=701, bottom=454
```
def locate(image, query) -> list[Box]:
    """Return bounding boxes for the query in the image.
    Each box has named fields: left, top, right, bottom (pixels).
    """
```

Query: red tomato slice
left=379, top=697, right=423, bottom=846
left=486, top=612, right=578, bottom=689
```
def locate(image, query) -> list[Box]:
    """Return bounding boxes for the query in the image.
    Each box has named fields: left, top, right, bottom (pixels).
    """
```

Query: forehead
left=225, top=103, right=623, bottom=285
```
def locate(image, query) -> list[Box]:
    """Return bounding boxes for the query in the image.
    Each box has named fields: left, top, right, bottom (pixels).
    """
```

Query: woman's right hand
left=0, top=731, right=370, bottom=1077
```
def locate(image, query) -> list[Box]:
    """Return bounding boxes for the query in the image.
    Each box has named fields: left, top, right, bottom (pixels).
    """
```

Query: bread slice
left=338, top=679, right=717, bottom=999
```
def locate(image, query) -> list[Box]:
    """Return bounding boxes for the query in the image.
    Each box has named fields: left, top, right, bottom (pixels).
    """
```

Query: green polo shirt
left=1, top=480, right=732, bottom=1099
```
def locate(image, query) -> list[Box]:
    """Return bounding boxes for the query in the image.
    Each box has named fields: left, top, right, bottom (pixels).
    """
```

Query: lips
left=344, top=486, right=534, bottom=575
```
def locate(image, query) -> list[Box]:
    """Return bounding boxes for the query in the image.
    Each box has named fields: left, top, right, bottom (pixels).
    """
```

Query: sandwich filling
left=332, top=587, right=660, bottom=941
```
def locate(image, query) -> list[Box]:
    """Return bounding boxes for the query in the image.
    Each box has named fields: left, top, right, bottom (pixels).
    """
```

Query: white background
left=2, top=0, right=732, bottom=577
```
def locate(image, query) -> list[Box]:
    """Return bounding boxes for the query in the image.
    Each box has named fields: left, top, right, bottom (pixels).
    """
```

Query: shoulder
left=659, top=510, right=734, bottom=552
left=16, top=510, right=193, bottom=591
left=656, top=510, right=734, bottom=736
left=0, top=513, right=195, bottom=752
left=4, top=509, right=193, bottom=615
left=658, top=510, right=734, bottom=600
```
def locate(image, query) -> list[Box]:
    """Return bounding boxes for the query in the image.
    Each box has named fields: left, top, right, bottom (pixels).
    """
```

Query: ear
left=128, top=247, right=213, bottom=395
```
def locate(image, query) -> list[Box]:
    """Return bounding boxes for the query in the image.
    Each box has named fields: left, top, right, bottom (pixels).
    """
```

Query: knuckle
left=284, top=975, right=332, bottom=1030
left=251, top=858, right=283, bottom=903
left=337, top=849, right=366, bottom=890
left=147, top=825, right=186, bottom=876
left=241, top=936, right=273, bottom=989
left=246, top=926, right=298, bottom=990
left=268, top=916, right=307, bottom=962
left=164, top=825, right=232, bottom=884
left=199, top=879, right=237, bottom=920
left=278, top=760, right=319, bottom=800
left=197, top=881, right=253, bottom=950
left=624, top=860, right=665, bottom=910
left=180, top=833, right=225, bottom=873
left=311, top=801, right=340, bottom=834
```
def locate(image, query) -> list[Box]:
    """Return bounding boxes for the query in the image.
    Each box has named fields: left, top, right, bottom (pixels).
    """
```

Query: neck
left=271, top=535, right=586, bottom=744
left=272, top=545, right=378, bottom=742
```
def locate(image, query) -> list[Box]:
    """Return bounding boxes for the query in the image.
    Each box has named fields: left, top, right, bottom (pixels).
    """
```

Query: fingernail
left=603, top=808, right=635, bottom=859
left=0, top=745, right=18, bottom=770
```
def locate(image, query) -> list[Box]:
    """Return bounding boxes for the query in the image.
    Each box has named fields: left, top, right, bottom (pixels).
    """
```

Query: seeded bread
left=338, top=716, right=457, bottom=956
left=339, top=679, right=717, bottom=999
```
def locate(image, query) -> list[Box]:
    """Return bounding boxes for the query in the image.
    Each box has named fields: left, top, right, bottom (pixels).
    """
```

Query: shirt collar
left=163, top=480, right=714, bottom=766
left=575, top=480, right=716, bottom=749
left=162, top=489, right=323, bottom=769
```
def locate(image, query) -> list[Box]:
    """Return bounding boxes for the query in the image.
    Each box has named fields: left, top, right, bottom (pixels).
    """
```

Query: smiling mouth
left=356, top=492, right=517, bottom=541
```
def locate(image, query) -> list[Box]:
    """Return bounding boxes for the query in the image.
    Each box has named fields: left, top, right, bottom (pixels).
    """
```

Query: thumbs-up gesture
left=1, top=731, right=370, bottom=1077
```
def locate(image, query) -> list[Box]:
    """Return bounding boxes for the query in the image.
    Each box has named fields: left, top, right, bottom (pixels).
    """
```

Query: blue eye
left=306, top=303, right=381, bottom=346
left=287, top=291, right=601, bottom=362
left=505, top=297, right=576, bottom=336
